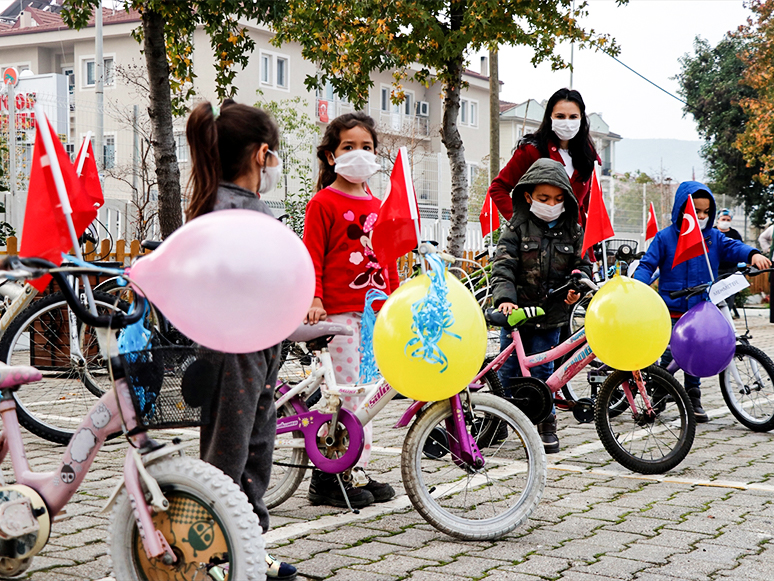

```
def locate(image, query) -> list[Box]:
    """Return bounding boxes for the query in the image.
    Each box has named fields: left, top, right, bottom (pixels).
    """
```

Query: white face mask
left=258, top=150, right=282, bottom=194
left=552, top=118, right=581, bottom=141
left=333, top=149, right=381, bottom=183
left=698, top=217, right=709, bottom=230
left=529, top=199, right=565, bottom=222
left=718, top=220, right=731, bottom=231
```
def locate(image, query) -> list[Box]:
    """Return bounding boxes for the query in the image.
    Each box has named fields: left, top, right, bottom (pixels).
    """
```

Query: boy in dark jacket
left=492, top=158, right=592, bottom=453
left=633, top=182, right=770, bottom=422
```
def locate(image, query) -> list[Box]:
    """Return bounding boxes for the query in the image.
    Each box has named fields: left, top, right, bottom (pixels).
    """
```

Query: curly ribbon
left=359, top=289, right=389, bottom=383
left=405, top=253, right=460, bottom=372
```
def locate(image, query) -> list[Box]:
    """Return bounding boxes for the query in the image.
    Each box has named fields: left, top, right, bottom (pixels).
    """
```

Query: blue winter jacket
left=633, top=181, right=759, bottom=313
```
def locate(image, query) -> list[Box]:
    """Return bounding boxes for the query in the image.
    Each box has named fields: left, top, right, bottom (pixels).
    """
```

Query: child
left=716, top=209, right=743, bottom=318
left=633, top=182, right=771, bottom=422
left=186, top=99, right=297, bottom=581
left=303, top=112, right=399, bottom=508
left=491, top=158, right=592, bottom=453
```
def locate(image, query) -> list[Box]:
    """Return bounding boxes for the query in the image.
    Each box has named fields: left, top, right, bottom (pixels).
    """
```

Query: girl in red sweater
left=303, top=113, right=399, bottom=509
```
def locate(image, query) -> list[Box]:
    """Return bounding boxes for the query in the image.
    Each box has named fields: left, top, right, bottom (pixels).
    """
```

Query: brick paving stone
left=420, top=555, right=501, bottom=578
left=354, top=554, right=438, bottom=577
left=569, top=555, right=648, bottom=579
left=505, top=554, right=573, bottom=577
left=609, top=542, right=686, bottom=564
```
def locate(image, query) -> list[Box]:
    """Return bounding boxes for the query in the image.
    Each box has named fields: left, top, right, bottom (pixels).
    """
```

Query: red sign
left=318, top=100, right=329, bottom=123
left=3, top=67, right=17, bottom=87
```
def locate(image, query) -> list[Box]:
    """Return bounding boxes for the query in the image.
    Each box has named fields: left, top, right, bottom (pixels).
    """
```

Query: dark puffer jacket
left=491, top=158, right=592, bottom=329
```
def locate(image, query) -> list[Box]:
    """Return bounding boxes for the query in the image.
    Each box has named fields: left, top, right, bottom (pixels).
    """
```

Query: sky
left=472, top=0, right=752, bottom=142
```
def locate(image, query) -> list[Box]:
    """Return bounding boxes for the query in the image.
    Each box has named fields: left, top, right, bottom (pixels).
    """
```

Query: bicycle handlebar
left=0, top=256, right=146, bottom=329
left=668, top=266, right=774, bottom=300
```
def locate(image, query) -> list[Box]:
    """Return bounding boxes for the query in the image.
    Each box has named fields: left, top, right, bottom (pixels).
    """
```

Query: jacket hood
left=671, top=181, right=716, bottom=231
left=512, top=158, right=579, bottom=223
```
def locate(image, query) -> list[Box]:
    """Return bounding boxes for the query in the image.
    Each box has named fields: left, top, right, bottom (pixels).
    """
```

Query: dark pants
left=660, top=317, right=700, bottom=392
left=200, top=344, right=281, bottom=533
left=498, top=326, right=562, bottom=389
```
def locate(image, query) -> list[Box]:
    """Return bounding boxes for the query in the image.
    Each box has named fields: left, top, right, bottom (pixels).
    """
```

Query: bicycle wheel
left=110, top=455, right=265, bottom=580
left=0, top=290, right=128, bottom=444
left=401, top=392, right=546, bottom=540
left=720, top=343, right=774, bottom=432
left=595, top=365, right=696, bottom=474
left=265, top=399, right=309, bottom=509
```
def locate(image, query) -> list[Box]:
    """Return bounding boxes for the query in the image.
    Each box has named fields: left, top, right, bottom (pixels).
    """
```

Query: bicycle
left=0, top=256, right=265, bottom=580
left=268, top=316, right=546, bottom=541
left=666, top=267, right=774, bottom=432
left=480, top=270, right=696, bottom=474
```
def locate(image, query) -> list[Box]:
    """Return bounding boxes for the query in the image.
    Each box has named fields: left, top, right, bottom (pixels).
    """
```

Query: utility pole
left=95, top=5, right=104, bottom=169
left=569, top=0, right=575, bottom=89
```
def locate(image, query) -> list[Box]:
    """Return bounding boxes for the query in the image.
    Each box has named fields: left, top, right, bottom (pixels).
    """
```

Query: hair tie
left=211, top=104, right=220, bottom=119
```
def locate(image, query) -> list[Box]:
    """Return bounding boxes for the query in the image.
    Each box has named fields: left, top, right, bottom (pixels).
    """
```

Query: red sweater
left=488, top=142, right=597, bottom=226
left=303, top=187, right=400, bottom=315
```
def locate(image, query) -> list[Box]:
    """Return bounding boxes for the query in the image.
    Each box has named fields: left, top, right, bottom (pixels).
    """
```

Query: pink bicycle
left=0, top=257, right=265, bottom=580
left=478, top=272, right=695, bottom=474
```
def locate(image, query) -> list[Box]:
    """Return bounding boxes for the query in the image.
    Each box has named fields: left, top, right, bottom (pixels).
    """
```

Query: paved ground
left=5, top=308, right=774, bottom=580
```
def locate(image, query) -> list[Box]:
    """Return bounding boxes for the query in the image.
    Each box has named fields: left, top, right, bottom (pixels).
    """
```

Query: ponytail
left=186, top=99, right=280, bottom=220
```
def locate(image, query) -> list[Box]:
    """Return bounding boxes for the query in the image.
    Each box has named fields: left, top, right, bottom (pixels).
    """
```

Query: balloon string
left=359, top=289, right=389, bottom=383
left=405, top=253, right=460, bottom=373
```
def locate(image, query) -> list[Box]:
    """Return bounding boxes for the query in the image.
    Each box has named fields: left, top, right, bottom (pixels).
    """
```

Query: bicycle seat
left=485, top=307, right=545, bottom=329
left=287, top=321, right=354, bottom=343
left=0, top=363, right=42, bottom=390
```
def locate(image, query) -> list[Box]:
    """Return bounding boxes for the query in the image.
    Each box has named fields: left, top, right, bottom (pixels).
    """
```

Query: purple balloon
left=671, top=301, right=736, bottom=377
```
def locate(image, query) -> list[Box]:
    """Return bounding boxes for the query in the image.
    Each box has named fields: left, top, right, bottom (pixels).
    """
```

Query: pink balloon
left=130, top=210, right=314, bottom=353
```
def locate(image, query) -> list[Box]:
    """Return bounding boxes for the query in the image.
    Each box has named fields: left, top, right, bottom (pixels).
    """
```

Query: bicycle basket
left=119, top=346, right=216, bottom=429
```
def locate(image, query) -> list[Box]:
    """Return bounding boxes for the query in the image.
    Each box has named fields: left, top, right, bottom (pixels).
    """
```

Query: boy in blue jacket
left=633, top=181, right=770, bottom=422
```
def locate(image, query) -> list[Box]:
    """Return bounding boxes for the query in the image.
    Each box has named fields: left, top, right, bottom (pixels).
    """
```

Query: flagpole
left=33, top=105, right=98, bottom=315
left=75, top=131, right=92, bottom=177
left=701, top=236, right=714, bottom=283
left=399, top=147, right=425, bottom=274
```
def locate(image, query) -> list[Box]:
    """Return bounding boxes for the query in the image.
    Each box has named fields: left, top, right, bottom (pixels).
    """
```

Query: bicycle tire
left=594, top=365, right=696, bottom=474
left=0, top=290, right=128, bottom=444
left=401, top=392, right=546, bottom=540
left=109, top=455, right=265, bottom=580
left=720, top=343, right=774, bottom=432
left=265, top=399, right=309, bottom=508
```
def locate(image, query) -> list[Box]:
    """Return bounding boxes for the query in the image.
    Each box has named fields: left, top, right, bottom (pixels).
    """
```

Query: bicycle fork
left=445, top=393, right=485, bottom=470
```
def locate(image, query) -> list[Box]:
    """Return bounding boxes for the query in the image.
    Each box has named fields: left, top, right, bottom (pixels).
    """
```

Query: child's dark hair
left=186, top=99, right=279, bottom=220
left=521, top=88, right=597, bottom=182
left=316, top=112, right=378, bottom=191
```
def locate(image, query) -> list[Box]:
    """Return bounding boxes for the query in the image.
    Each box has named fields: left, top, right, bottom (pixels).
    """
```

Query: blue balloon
left=671, top=301, right=735, bottom=377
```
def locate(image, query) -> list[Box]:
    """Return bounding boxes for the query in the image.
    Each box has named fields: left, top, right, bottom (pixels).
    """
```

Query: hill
left=615, top=139, right=706, bottom=183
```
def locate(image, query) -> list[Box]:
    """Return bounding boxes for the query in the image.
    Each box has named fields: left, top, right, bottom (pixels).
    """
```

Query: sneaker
left=308, top=469, right=375, bottom=508
left=266, top=554, right=297, bottom=580
left=536, top=414, right=560, bottom=454
left=352, top=467, right=395, bottom=502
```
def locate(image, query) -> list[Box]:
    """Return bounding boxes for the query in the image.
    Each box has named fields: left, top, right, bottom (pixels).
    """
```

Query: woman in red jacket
left=488, top=88, right=599, bottom=225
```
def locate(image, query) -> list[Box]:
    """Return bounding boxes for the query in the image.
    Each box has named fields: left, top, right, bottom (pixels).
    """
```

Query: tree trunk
left=489, top=48, right=500, bottom=181
left=441, top=55, right=468, bottom=258
left=142, top=9, right=182, bottom=238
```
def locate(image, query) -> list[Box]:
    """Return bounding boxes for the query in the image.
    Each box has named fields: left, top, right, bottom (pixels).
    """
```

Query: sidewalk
left=11, top=309, right=774, bottom=580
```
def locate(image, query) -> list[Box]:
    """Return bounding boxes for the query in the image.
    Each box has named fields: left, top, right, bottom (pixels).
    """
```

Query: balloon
left=130, top=209, right=315, bottom=353
left=585, top=275, right=671, bottom=371
left=671, top=301, right=735, bottom=377
left=373, top=273, right=487, bottom=401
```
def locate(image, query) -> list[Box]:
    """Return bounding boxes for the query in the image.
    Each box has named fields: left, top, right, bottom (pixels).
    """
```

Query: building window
left=276, top=57, right=287, bottom=88
left=403, top=91, right=414, bottom=116
left=460, top=100, right=467, bottom=124
left=62, top=67, right=74, bottom=96
left=460, top=98, right=479, bottom=127
left=380, top=87, right=389, bottom=112
left=175, top=132, right=188, bottom=162
left=84, top=57, right=114, bottom=87
left=260, top=51, right=289, bottom=90
left=103, top=135, right=115, bottom=169
left=470, top=101, right=478, bottom=127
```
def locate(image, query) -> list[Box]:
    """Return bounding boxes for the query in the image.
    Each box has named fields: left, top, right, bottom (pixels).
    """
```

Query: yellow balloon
left=585, top=275, right=671, bottom=371
left=374, top=273, right=487, bottom=401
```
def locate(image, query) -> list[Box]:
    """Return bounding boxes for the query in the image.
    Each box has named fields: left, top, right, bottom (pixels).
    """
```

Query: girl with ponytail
left=185, top=100, right=297, bottom=580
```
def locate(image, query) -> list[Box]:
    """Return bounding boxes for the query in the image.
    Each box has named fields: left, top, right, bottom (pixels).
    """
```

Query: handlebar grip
left=669, top=288, right=692, bottom=299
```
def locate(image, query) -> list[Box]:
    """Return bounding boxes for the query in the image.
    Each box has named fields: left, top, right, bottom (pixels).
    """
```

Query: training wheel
left=422, top=426, right=448, bottom=459
left=572, top=397, right=595, bottom=424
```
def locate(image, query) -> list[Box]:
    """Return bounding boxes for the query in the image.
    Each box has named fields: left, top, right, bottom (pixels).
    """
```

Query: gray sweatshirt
left=212, top=182, right=275, bottom=217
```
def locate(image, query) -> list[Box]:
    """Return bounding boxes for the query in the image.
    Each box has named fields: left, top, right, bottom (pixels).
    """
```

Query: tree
left=273, top=0, right=623, bottom=257
left=62, top=1, right=287, bottom=238
left=676, top=34, right=772, bottom=226
left=735, top=0, right=774, bottom=213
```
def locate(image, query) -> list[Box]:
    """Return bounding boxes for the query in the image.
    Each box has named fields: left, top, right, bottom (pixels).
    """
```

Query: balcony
left=315, top=99, right=431, bottom=138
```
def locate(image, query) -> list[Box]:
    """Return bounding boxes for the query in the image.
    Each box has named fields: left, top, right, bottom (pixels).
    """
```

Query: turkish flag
left=646, top=202, right=659, bottom=240
left=480, top=189, right=500, bottom=238
left=75, top=138, right=104, bottom=209
left=371, top=147, right=421, bottom=266
left=20, top=118, right=96, bottom=291
left=581, top=170, right=615, bottom=257
left=672, top=195, right=707, bottom=269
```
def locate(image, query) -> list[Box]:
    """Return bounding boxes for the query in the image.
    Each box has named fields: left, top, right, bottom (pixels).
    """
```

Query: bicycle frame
left=0, top=375, right=174, bottom=561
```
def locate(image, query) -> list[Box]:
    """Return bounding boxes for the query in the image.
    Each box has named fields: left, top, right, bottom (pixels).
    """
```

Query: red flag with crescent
left=646, top=202, right=659, bottom=241
left=672, top=195, right=707, bottom=268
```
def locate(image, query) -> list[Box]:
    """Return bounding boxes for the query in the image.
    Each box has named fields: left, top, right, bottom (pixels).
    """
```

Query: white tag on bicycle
left=627, top=260, right=640, bottom=278
left=709, top=273, right=749, bottom=305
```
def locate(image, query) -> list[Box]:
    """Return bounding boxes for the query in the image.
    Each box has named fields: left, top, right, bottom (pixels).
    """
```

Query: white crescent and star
left=681, top=213, right=695, bottom=236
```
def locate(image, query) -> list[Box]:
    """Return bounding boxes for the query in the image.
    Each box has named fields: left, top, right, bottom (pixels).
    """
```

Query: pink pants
left=327, top=312, right=372, bottom=468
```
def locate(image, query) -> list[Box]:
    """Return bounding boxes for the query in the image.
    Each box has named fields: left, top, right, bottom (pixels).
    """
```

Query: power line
left=608, top=54, right=696, bottom=112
